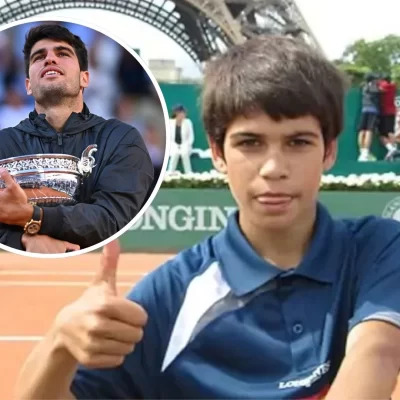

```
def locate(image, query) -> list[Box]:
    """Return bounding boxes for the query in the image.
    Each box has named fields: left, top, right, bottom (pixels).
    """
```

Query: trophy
left=0, top=145, right=98, bottom=207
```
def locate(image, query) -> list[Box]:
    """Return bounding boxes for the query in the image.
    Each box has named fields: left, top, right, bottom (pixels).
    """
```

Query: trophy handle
left=78, top=144, right=98, bottom=176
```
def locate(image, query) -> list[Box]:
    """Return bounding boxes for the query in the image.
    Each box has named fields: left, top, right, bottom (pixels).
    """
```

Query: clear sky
left=1, top=0, right=399, bottom=78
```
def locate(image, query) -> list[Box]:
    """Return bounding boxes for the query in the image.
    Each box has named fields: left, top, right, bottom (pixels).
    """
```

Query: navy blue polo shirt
left=71, top=202, right=400, bottom=399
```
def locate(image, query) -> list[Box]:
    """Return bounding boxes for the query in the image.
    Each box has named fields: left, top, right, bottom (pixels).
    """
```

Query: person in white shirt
left=168, top=104, right=194, bottom=174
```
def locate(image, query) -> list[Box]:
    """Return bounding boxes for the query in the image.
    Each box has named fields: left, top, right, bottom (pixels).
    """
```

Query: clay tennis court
left=0, top=250, right=173, bottom=400
left=2, top=250, right=400, bottom=400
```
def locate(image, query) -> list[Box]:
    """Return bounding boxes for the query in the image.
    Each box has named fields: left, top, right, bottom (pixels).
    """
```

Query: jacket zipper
left=57, top=133, right=63, bottom=151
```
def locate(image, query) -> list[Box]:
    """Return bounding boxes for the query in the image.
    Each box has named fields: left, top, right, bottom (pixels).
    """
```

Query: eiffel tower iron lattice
left=0, top=0, right=324, bottom=65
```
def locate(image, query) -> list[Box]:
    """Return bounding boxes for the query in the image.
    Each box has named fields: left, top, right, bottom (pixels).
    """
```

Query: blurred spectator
left=0, top=21, right=166, bottom=185
left=357, top=73, right=380, bottom=161
left=117, top=48, right=151, bottom=96
left=0, top=32, right=8, bottom=101
left=83, top=31, right=121, bottom=119
left=378, top=74, right=398, bottom=160
left=0, top=32, right=20, bottom=104
left=168, top=104, right=194, bottom=173
left=0, top=84, right=32, bottom=129
left=142, top=119, right=166, bottom=203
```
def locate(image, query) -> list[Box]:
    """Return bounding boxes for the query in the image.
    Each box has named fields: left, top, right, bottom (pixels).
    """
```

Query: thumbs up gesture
left=54, top=240, right=148, bottom=369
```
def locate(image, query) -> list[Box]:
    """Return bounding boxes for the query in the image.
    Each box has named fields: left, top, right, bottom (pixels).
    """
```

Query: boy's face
left=210, top=112, right=337, bottom=231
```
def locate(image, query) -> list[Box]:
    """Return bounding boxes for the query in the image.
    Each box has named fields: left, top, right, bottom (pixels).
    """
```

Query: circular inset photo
left=0, top=17, right=170, bottom=257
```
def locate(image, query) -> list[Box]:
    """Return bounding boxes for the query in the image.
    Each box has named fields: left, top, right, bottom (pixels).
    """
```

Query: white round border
left=0, top=14, right=171, bottom=259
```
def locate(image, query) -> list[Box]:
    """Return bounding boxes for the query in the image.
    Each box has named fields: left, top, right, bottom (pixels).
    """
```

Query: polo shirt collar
left=213, top=202, right=337, bottom=297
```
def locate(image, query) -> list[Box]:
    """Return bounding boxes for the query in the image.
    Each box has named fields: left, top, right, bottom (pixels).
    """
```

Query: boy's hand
left=54, top=240, right=148, bottom=368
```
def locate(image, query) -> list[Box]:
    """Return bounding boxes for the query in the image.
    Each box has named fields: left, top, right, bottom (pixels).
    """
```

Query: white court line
left=0, top=336, right=43, bottom=342
left=0, top=281, right=135, bottom=287
left=0, top=270, right=147, bottom=276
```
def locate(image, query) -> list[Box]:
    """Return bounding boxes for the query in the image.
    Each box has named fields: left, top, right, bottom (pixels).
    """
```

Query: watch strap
left=32, top=205, right=41, bottom=222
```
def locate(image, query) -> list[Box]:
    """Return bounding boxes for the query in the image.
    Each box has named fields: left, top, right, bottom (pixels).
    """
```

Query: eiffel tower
left=0, top=0, right=323, bottom=65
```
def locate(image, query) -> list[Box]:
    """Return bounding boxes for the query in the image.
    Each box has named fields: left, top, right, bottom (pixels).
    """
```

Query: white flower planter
left=162, top=171, right=400, bottom=190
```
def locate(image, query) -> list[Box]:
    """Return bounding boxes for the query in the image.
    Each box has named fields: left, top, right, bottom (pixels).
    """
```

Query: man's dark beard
left=34, top=83, right=80, bottom=108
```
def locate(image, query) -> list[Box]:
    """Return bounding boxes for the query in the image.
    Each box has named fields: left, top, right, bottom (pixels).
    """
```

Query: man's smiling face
left=25, top=38, right=89, bottom=103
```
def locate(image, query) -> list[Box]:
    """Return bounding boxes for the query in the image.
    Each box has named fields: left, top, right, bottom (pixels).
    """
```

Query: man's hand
left=22, top=234, right=81, bottom=254
left=0, top=168, right=33, bottom=226
left=53, top=240, right=148, bottom=368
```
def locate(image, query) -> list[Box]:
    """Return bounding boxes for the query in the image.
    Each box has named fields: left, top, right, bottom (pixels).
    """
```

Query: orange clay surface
left=1, top=251, right=399, bottom=400
left=0, top=251, right=172, bottom=400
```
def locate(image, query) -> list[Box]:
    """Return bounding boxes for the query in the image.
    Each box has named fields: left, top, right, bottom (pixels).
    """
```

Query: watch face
left=27, top=223, right=40, bottom=235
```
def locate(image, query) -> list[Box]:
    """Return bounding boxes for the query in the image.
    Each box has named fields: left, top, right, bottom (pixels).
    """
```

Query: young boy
left=15, top=35, right=400, bottom=400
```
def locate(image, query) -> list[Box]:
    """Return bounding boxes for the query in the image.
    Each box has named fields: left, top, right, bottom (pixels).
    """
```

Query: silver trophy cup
left=0, top=145, right=98, bottom=207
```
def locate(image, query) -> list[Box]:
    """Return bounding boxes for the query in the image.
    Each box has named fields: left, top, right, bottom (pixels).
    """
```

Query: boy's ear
left=323, top=139, right=338, bottom=171
left=208, top=137, right=227, bottom=174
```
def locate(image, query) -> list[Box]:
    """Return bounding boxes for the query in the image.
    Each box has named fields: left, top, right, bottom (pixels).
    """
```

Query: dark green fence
left=118, top=189, right=400, bottom=253
left=159, top=84, right=400, bottom=174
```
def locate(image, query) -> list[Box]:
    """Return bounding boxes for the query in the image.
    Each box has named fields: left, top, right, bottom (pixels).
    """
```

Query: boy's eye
left=59, top=52, right=69, bottom=57
left=238, top=138, right=261, bottom=147
left=289, top=138, right=312, bottom=147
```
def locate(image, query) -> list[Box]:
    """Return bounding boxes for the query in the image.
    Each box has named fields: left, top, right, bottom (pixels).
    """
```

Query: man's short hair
left=23, top=23, right=88, bottom=78
left=201, top=35, right=348, bottom=154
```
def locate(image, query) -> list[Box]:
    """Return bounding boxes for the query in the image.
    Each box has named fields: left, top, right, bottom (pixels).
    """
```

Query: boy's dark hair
left=23, top=23, right=88, bottom=78
left=201, top=35, right=348, bottom=153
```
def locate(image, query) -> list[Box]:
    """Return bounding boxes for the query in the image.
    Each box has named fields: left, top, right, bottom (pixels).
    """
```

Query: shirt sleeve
left=0, top=131, right=25, bottom=250
left=349, top=219, right=400, bottom=331
left=0, top=223, right=24, bottom=250
left=70, top=260, right=181, bottom=399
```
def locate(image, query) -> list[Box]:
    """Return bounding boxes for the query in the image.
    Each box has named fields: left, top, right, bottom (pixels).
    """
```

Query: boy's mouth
left=256, top=194, right=293, bottom=205
left=255, top=190, right=294, bottom=200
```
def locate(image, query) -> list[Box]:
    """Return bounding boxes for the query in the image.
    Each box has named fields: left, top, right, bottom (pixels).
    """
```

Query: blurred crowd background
left=0, top=21, right=166, bottom=197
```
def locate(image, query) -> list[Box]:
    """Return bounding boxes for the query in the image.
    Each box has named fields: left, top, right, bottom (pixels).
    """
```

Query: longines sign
left=130, top=205, right=237, bottom=232
left=119, top=190, right=400, bottom=253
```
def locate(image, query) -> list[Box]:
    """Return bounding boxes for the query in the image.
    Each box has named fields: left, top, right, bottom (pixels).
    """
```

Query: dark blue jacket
left=0, top=103, right=154, bottom=250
